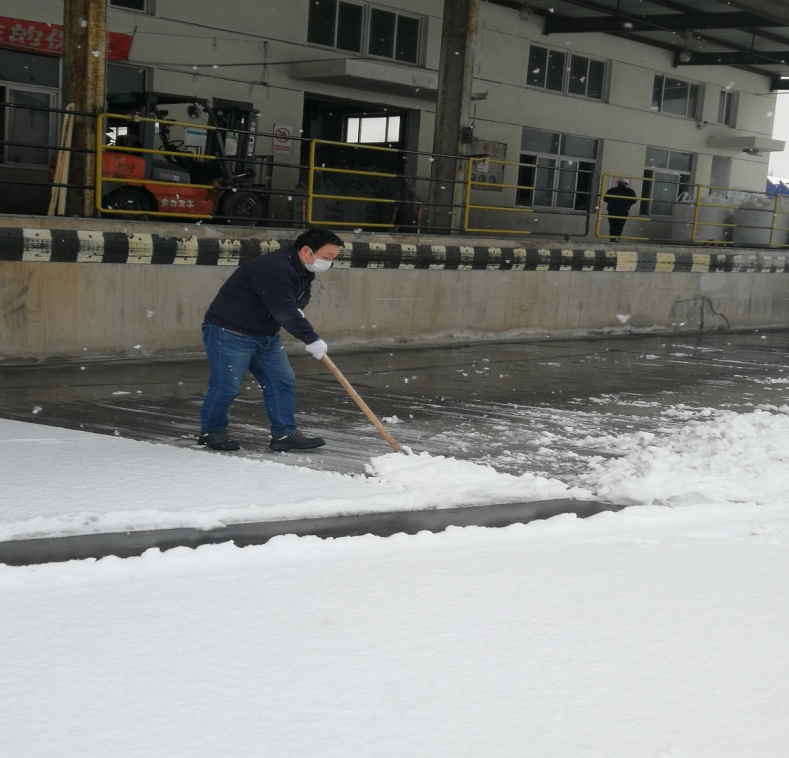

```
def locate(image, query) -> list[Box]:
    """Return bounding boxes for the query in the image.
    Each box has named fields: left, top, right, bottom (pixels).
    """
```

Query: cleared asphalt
left=2, top=329, right=789, bottom=563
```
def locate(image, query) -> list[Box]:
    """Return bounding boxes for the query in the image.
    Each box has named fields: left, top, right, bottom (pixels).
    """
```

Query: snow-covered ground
left=2, top=403, right=789, bottom=756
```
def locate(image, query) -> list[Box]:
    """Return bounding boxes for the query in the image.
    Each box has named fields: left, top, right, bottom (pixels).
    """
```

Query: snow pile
left=580, top=406, right=789, bottom=506
left=367, top=450, right=577, bottom=501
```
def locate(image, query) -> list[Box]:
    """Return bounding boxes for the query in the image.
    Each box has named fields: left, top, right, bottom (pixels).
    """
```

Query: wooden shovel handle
left=321, top=354, right=402, bottom=452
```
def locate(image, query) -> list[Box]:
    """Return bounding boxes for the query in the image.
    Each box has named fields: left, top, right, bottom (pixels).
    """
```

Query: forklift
left=99, top=92, right=268, bottom=223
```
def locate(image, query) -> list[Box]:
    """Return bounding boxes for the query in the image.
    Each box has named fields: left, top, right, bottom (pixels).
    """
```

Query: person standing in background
left=603, top=178, right=638, bottom=242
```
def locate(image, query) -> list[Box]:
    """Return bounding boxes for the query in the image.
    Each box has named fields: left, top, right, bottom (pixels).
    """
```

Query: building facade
left=0, top=0, right=784, bottom=239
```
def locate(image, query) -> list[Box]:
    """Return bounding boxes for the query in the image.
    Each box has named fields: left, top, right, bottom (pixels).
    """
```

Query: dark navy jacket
left=603, top=185, right=637, bottom=215
left=204, top=244, right=320, bottom=344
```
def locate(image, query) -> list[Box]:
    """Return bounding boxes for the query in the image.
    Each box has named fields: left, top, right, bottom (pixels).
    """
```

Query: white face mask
left=304, top=250, right=333, bottom=273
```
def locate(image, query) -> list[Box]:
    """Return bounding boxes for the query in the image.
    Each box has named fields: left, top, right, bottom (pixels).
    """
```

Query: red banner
left=0, top=17, right=132, bottom=61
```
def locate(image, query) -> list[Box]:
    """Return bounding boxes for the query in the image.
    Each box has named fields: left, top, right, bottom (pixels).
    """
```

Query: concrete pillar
left=63, top=0, right=107, bottom=217
left=428, top=0, right=479, bottom=233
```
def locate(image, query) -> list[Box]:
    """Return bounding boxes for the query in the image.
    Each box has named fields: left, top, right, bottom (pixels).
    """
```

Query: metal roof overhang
left=492, top=0, right=789, bottom=91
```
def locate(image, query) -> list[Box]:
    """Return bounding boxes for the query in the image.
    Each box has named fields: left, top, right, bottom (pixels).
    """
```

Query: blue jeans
left=200, top=324, right=296, bottom=437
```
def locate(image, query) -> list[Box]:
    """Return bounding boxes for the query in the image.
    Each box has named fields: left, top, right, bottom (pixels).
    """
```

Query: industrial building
left=2, top=0, right=789, bottom=239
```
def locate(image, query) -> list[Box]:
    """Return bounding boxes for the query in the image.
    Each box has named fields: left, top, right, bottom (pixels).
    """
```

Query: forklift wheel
left=217, top=190, right=262, bottom=225
left=104, top=187, right=155, bottom=217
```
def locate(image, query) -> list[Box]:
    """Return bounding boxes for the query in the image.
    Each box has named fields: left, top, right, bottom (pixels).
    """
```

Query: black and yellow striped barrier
left=2, top=227, right=789, bottom=273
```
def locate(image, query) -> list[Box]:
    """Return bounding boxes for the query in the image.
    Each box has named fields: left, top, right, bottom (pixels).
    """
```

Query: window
left=526, top=46, right=605, bottom=100
left=2, top=88, right=53, bottom=164
left=107, top=63, right=149, bottom=94
left=368, top=9, right=419, bottom=62
left=308, top=0, right=363, bottom=51
left=308, top=0, right=422, bottom=64
left=641, top=146, right=694, bottom=216
left=516, top=128, right=598, bottom=211
left=652, top=74, right=699, bottom=118
left=346, top=114, right=401, bottom=144
left=0, top=48, right=59, bottom=88
left=0, top=49, right=59, bottom=166
left=110, top=0, right=149, bottom=10
left=717, top=89, right=737, bottom=126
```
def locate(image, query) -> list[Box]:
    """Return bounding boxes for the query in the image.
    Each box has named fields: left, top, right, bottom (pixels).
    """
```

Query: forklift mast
left=211, top=97, right=259, bottom=183
left=105, top=91, right=260, bottom=185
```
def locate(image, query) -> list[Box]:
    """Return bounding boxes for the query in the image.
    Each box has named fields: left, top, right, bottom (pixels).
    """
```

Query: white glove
left=305, top=339, right=328, bottom=360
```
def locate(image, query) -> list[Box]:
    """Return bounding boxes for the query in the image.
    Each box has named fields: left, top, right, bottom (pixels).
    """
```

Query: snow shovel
left=321, top=354, right=402, bottom=453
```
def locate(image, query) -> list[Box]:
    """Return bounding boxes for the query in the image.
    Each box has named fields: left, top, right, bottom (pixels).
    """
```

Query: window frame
left=516, top=128, right=598, bottom=212
left=651, top=74, right=700, bottom=119
left=109, top=0, right=152, bottom=12
left=717, top=89, right=738, bottom=127
left=307, top=0, right=423, bottom=65
left=0, top=48, right=60, bottom=88
left=345, top=114, right=401, bottom=144
left=641, top=146, right=694, bottom=216
left=526, top=45, right=606, bottom=101
left=0, top=48, right=60, bottom=168
left=0, top=84, right=57, bottom=167
left=106, top=62, right=151, bottom=95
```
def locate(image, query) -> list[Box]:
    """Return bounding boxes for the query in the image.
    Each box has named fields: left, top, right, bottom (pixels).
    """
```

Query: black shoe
left=270, top=430, right=326, bottom=451
left=198, top=431, right=241, bottom=451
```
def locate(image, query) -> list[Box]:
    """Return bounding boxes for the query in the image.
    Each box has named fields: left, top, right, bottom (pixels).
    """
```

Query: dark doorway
left=302, top=94, right=419, bottom=229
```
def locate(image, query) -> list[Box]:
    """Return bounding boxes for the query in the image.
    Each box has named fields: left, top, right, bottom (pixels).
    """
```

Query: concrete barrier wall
left=1, top=221, right=788, bottom=362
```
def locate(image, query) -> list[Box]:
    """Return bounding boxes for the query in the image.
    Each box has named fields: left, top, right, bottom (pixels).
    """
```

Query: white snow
left=2, top=408, right=789, bottom=756
left=0, top=420, right=585, bottom=541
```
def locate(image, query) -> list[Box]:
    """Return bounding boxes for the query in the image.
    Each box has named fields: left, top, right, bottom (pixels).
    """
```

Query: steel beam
left=723, top=0, right=789, bottom=26
left=674, top=50, right=789, bottom=66
left=545, top=12, right=781, bottom=35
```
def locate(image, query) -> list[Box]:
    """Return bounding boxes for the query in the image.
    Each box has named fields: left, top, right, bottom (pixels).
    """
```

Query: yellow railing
left=90, top=112, right=789, bottom=243
left=463, top=156, right=533, bottom=235
left=95, top=111, right=218, bottom=218
left=307, top=139, right=400, bottom=229
left=594, top=175, right=789, bottom=247
left=768, top=195, right=789, bottom=247
left=682, top=185, right=738, bottom=244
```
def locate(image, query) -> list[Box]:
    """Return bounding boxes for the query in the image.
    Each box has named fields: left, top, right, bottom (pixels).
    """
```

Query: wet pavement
left=2, top=330, right=789, bottom=477
left=2, top=329, right=789, bottom=563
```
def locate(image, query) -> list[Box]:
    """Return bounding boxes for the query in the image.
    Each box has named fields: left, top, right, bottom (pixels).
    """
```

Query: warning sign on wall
left=273, top=124, right=293, bottom=155
left=470, top=139, right=507, bottom=192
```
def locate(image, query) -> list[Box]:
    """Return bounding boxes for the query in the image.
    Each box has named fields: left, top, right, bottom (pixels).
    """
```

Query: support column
left=63, top=0, right=107, bottom=217
left=428, top=0, right=479, bottom=233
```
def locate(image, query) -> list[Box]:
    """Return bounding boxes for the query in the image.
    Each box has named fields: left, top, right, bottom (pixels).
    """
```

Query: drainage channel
left=0, top=499, right=623, bottom=566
